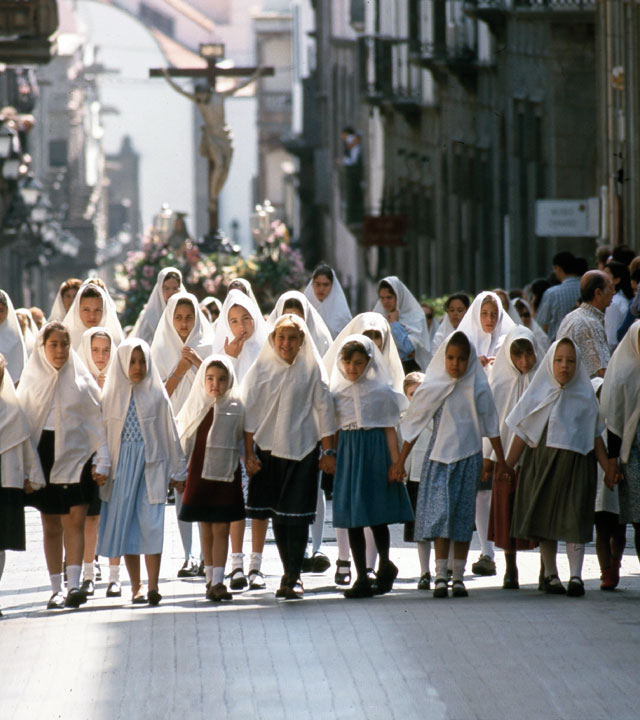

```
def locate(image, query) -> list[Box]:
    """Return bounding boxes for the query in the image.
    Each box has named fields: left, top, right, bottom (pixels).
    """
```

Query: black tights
left=272, top=523, right=308, bottom=584
left=594, top=511, right=626, bottom=571
left=348, top=525, right=390, bottom=581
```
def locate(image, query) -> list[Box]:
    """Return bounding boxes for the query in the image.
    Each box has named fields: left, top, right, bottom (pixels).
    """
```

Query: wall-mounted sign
left=535, top=198, right=599, bottom=238
left=361, top=215, right=408, bottom=247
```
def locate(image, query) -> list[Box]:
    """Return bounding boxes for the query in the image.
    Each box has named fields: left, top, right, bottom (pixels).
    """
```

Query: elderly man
left=556, top=270, right=614, bottom=378
left=536, top=251, right=581, bottom=340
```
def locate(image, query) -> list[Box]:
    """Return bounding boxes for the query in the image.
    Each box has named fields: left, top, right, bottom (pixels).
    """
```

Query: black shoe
left=65, top=588, right=88, bottom=609
left=502, top=570, right=519, bottom=590
left=417, top=572, right=431, bottom=591
left=228, top=567, right=248, bottom=590
left=334, top=560, right=352, bottom=586
left=197, top=560, right=206, bottom=577
left=132, top=592, right=147, bottom=604
left=433, top=578, right=448, bottom=598
left=567, top=577, right=585, bottom=597
left=106, top=581, right=122, bottom=597
left=81, top=579, right=95, bottom=596
left=177, top=558, right=199, bottom=578
left=542, top=575, right=566, bottom=595
left=451, top=580, right=468, bottom=598
left=301, top=555, right=313, bottom=573
left=371, top=561, right=398, bottom=595
left=310, top=552, right=331, bottom=573
left=275, top=574, right=289, bottom=598
left=167, top=488, right=175, bottom=505
left=147, top=589, right=162, bottom=606
left=248, top=569, right=266, bottom=590
left=344, top=578, right=374, bottom=599
left=47, top=592, right=66, bottom=610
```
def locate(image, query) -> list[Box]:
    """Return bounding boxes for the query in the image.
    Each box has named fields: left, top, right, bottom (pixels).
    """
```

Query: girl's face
left=480, top=300, right=499, bottom=335
left=208, top=304, right=220, bottom=322
left=510, top=349, right=537, bottom=375
left=61, top=288, right=78, bottom=312
left=363, top=329, right=383, bottom=350
left=44, top=330, right=70, bottom=370
left=447, top=299, right=467, bottom=329
left=445, top=344, right=469, bottom=379
left=205, top=366, right=229, bottom=398
left=173, top=303, right=196, bottom=342
left=162, top=277, right=181, bottom=303
left=90, top=336, right=111, bottom=372
left=378, top=288, right=397, bottom=313
left=517, top=304, right=532, bottom=328
left=312, top=274, right=332, bottom=302
left=274, top=327, right=303, bottom=364
left=343, top=350, right=369, bottom=382
left=553, top=342, right=576, bottom=385
left=227, top=304, right=254, bottom=340
left=79, top=295, right=103, bottom=329
left=405, top=382, right=419, bottom=401
left=0, top=302, right=8, bottom=324
left=128, top=347, right=147, bottom=383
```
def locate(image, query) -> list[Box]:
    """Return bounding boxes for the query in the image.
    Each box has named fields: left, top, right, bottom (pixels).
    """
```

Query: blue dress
left=98, top=398, right=165, bottom=556
left=414, top=405, right=482, bottom=543
left=333, top=426, right=414, bottom=528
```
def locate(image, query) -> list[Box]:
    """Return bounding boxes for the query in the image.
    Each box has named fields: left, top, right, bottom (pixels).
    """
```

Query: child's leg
left=41, top=514, right=64, bottom=585
left=417, top=540, right=430, bottom=576
left=347, top=527, right=367, bottom=580
left=83, top=515, right=99, bottom=581
left=108, top=557, right=121, bottom=583
left=336, top=527, right=350, bottom=561
left=61, top=504, right=88, bottom=590
left=539, top=539, right=558, bottom=576
left=433, top=538, right=451, bottom=589
left=566, top=542, right=585, bottom=579
left=364, top=527, right=377, bottom=570
left=473, top=489, right=495, bottom=566
left=200, top=522, right=214, bottom=587
left=144, top=553, right=161, bottom=592
left=174, top=490, right=193, bottom=563
left=124, top=554, right=142, bottom=597
left=272, top=522, right=288, bottom=578
left=212, top=522, right=230, bottom=587
left=633, top=522, right=640, bottom=560
left=286, top=524, right=308, bottom=585
left=310, top=485, right=326, bottom=555
left=248, top=518, right=269, bottom=582
left=452, top=541, right=470, bottom=582
left=369, top=525, right=390, bottom=566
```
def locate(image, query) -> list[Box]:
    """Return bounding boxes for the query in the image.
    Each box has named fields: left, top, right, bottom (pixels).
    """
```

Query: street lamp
left=250, top=199, right=276, bottom=246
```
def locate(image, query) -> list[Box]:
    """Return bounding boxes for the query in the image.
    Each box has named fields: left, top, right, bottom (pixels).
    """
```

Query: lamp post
left=250, top=198, right=276, bottom=247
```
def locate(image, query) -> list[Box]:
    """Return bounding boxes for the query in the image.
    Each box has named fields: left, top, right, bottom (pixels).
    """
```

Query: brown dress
left=511, top=427, right=597, bottom=544
left=488, top=467, right=536, bottom=551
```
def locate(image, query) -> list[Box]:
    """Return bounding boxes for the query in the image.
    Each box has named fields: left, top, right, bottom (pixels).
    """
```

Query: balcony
left=513, top=0, right=596, bottom=21
left=417, top=41, right=479, bottom=90
left=0, top=0, right=59, bottom=64
left=463, top=0, right=508, bottom=33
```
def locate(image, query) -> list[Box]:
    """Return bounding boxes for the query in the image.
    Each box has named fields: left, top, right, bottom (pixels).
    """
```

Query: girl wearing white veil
left=374, top=276, right=431, bottom=372
left=0, top=355, right=45, bottom=614
left=227, top=278, right=262, bottom=314
left=432, top=293, right=470, bottom=353
left=98, top=339, right=188, bottom=606
left=242, top=314, right=336, bottom=599
left=19, top=321, right=110, bottom=610
left=48, top=278, right=82, bottom=323
left=63, top=282, right=123, bottom=350
left=0, top=290, right=27, bottom=382
left=176, top=355, right=245, bottom=601
left=303, top=264, right=352, bottom=339
left=130, top=267, right=182, bottom=344
left=512, top=297, right=550, bottom=354
left=506, top=338, right=614, bottom=596
left=457, top=290, right=515, bottom=368
left=151, top=292, right=213, bottom=578
left=200, top=296, right=222, bottom=326
left=15, top=308, right=38, bottom=356
left=268, top=290, right=332, bottom=356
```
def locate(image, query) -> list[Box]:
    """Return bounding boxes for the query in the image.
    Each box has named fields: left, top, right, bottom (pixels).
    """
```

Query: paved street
left=1, top=504, right=640, bottom=720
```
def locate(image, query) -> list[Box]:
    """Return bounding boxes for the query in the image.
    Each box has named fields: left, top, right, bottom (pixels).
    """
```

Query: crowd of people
left=1, top=243, right=639, bottom=612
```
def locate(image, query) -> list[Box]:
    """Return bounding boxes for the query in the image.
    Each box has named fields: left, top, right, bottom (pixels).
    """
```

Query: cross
left=150, top=43, right=274, bottom=235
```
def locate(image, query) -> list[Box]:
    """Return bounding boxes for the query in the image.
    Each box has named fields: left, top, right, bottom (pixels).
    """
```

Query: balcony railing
left=513, top=0, right=595, bottom=8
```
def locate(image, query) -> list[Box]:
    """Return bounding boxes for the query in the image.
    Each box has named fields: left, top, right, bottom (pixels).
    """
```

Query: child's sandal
left=433, top=577, right=448, bottom=598
left=451, top=580, right=468, bottom=598
left=334, top=560, right=352, bottom=586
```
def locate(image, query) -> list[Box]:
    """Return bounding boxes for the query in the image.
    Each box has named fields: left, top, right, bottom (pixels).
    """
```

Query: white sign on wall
left=535, top=198, right=600, bottom=238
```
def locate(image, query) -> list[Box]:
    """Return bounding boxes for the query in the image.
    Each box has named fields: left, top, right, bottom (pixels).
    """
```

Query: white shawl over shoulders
left=268, top=290, right=333, bottom=356
left=303, top=268, right=352, bottom=339
left=457, top=291, right=515, bottom=359
left=130, top=267, right=183, bottom=344
left=63, top=282, right=123, bottom=350
left=0, top=290, right=28, bottom=381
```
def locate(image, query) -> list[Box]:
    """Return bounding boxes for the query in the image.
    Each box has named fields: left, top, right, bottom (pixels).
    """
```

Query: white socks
left=205, top=566, right=213, bottom=585
left=435, top=559, right=448, bottom=581
left=50, top=572, right=63, bottom=594
left=475, top=489, right=494, bottom=559
left=175, top=491, right=193, bottom=559
left=566, top=543, right=585, bottom=579
left=83, top=561, right=94, bottom=582
left=108, top=562, right=120, bottom=583
left=212, top=567, right=225, bottom=586
left=452, top=558, right=466, bottom=583
left=417, top=540, right=431, bottom=576
left=231, top=552, right=244, bottom=571
left=364, top=527, right=377, bottom=569
left=67, top=564, right=81, bottom=591
left=0, top=550, right=5, bottom=582
left=249, top=552, right=262, bottom=574
left=336, top=527, right=350, bottom=562
left=539, top=540, right=558, bottom=577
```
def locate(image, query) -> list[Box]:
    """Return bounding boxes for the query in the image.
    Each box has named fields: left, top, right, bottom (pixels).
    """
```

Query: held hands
left=604, top=459, right=622, bottom=491
left=169, top=478, right=186, bottom=493
left=482, top=458, right=496, bottom=484
left=91, top=465, right=108, bottom=486
left=224, top=333, right=248, bottom=358
left=181, top=346, right=201, bottom=367
left=496, top=460, right=515, bottom=484
left=24, top=479, right=35, bottom=494
left=388, top=460, right=406, bottom=484
left=319, top=455, right=336, bottom=475
left=386, top=310, right=400, bottom=324
left=245, top=453, right=262, bottom=478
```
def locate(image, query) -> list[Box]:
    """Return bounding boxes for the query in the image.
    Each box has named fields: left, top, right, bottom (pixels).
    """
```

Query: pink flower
left=129, top=279, right=137, bottom=290
left=203, top=278, right=215, bottom=293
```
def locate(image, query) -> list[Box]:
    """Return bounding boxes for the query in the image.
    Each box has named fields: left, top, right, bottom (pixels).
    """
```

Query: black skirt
left=79, top=454, right=101, bottom=517
left=26, top=431, right=91, bottom=515
left=246, top=445, right=319, bottom=526
left=0, top=486, right=26, bottom=551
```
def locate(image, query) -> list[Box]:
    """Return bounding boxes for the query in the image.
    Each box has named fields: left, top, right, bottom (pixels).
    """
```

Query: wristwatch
left=322, top=449, right=337, bottom=457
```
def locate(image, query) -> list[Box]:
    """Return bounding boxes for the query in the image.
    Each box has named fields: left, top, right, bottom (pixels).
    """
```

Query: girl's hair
left=508, top=289, right=523, bottom=299
left=556, top=337, right=575, bottom=352
left=363, top=329, right=383, bottom=341
left=175, top=298, right=195, bottom=311
left=378, top=280, right=396, bottom=296
left=509, top=338, right=535, bottom=357
left=444, top=292, right=470, bottom=310
left=0, top=290, right=7, bottom=307
left=42, top=321, right=70, bottom=345
left=60, top=278, right=82, bottom=295
left=272, top=315, right=305, bottom=339
left=228, top=279, right=249, bottom=295
left=162, top=271, right=181, bottom=285
left=481, top=295, right=499, bottom=309
left=206, top=360, right=229, bottom=375
left=282, top=298, right=305, bottom=316
left=605, top=260, right=633, bottom=299
left=527, top=278, right=551, bottom=312
left=80, top=285, right=102, bottom=300
left=340, top=340, right=370, bottom=362
left=312, top=264, right=333, bottom=282
left=446, top=331, right=471, bottom=359
left=403, top=371, right=424, bottom=393
left=90, top=331, right=111, bottom=347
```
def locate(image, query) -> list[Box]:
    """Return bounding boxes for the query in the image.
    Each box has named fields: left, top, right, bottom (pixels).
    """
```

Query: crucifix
left=150, top=44, right=274, bottom=234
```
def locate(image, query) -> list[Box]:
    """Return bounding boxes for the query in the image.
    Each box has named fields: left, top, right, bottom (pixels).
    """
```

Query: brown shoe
left=207, top=583, right=232, bottom=601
